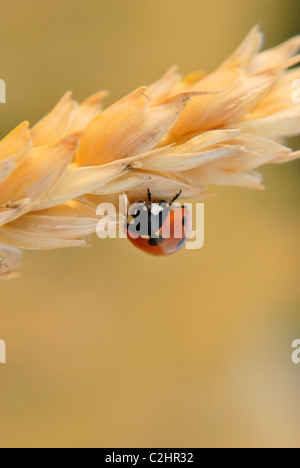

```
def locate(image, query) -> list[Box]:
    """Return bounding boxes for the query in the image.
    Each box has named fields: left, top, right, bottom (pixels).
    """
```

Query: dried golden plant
left=0, top=26, right=299, bottom=280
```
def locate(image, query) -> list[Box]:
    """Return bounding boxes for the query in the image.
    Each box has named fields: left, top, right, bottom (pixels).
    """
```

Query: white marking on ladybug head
left=151, top=203, right=163, bottom=216
left=128, top=202, right=148, bottom=217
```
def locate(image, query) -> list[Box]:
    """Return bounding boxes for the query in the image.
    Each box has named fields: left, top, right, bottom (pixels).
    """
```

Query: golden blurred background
left=0, top=0, right=299, bottom=448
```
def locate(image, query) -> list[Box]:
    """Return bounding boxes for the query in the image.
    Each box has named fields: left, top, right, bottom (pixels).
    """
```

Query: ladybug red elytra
left=127, top=189, right=191, bottom=256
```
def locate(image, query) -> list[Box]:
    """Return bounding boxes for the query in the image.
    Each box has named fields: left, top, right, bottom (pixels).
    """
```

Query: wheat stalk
left=0, top=26, right=299, bottom=280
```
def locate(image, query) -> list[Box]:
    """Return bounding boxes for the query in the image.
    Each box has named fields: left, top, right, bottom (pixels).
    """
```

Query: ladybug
left=127, top=189, right=191, bottom=256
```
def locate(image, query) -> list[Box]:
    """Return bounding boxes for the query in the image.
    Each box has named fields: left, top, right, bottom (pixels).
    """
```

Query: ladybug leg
left=170, top=190, right=183, bottom=205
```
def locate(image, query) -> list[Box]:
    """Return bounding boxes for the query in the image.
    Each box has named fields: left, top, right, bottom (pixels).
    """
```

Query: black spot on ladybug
left=148, top=237, right=164, bottom=247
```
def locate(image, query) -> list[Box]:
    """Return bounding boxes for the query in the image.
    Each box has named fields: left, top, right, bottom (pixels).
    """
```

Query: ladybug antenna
left=147, top=188, right=152, bottom=203
left=170, top=190, right=182, bottom=205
